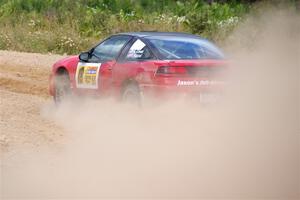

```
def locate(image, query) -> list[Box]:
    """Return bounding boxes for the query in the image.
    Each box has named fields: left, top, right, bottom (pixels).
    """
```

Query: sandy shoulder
left=0, top=51, right=65, bottom=153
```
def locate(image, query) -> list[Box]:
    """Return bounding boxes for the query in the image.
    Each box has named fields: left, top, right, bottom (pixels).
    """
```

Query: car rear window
left=147, top=36, right=224, bottom=60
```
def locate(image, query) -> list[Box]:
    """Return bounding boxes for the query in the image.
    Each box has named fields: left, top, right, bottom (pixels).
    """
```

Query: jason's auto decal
left=75, top=62, right=101, bottom=89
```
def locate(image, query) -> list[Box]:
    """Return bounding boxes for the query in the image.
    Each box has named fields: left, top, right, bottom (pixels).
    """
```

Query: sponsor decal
left=127, top=39, right=146, bottom=59
left=177, top=80, right=224, bottom=86
left=76, top=62, right=101, bottom=89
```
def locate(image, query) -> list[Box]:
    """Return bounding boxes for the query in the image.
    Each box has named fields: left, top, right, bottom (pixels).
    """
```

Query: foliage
left=0, top=0, right=253, bottom=54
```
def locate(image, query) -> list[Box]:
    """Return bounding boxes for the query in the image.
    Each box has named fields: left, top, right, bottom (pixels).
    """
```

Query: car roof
left=117, top=31, right=203, bottom=39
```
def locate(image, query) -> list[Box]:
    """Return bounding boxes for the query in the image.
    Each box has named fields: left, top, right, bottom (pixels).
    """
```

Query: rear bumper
left=140, top=78, right=225, bottom=101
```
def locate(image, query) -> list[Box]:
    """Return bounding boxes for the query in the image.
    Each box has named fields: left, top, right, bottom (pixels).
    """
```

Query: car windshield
left=147, top=36, right=224, bottom=60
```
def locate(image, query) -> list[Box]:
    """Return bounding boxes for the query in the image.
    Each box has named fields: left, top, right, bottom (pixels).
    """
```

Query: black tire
left=122, top=83, right=141, bottom=106
left=54, top=72, right=71, bottom=104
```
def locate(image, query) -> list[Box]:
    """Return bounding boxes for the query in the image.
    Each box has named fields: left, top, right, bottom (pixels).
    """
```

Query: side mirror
left=79, top=52, right=90, bottom=62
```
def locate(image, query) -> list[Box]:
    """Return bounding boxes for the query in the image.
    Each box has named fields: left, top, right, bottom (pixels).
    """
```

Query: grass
left=0, top=0, right=297, bottom=55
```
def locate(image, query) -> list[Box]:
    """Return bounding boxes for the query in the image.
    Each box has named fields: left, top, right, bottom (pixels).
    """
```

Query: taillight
left=156, top=66, right=187, bottom=75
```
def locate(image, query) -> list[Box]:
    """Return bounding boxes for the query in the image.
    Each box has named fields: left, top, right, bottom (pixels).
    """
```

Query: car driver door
left=75, top=35, right=132, bottom=96
left=113, top=39, right=157, bottom=89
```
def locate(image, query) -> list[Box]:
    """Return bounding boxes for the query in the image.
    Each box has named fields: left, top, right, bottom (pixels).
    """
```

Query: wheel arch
left=55, top=66, right=69, bottom=76
left=54, top=66, right=71, bottom=85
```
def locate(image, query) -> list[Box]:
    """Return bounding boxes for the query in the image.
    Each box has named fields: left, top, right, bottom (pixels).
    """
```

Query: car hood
left=54, top=55, right=79, bottom=67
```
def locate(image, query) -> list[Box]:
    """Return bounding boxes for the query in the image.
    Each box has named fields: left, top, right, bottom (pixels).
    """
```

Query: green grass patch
left=0, top=0, right=297, bottom=55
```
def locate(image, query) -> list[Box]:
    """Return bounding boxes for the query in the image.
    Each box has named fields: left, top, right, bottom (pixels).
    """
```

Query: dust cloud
left=1, top=7, right=299, bottom=200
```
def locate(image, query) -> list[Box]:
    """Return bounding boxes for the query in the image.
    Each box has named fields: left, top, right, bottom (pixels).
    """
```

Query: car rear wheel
left=54, top=72, right=71, bottom=104
left=122, top=83, right=141, bottom=106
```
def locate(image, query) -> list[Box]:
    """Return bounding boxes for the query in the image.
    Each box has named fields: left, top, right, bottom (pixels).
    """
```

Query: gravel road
left=0, top=50, right=64, bottom=153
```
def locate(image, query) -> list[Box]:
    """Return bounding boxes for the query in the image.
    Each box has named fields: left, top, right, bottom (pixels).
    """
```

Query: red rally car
left=49, top=32, right=226, bottom=104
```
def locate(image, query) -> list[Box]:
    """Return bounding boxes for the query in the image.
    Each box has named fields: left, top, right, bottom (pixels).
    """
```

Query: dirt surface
left=0, top=50, right=64, bottom=153
left=0, top=10, right=299, bottom=198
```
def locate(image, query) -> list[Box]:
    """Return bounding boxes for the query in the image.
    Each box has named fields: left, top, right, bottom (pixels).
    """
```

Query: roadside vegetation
left=0, top=0, right=297, bottom=54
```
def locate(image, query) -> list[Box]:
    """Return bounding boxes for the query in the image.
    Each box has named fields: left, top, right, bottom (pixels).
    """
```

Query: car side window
left=90, top=35, right=132, bottom=62
left=125, top=39, right=154, bottom=61
left=202, top=46, right=222, bottom=59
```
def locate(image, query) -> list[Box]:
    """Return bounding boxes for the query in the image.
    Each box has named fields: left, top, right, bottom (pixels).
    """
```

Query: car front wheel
left=54, top=73, right=71, bottom=104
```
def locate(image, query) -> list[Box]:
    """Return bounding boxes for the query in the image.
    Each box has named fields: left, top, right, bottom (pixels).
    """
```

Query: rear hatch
left=154, top=59, right=228, bottom=103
